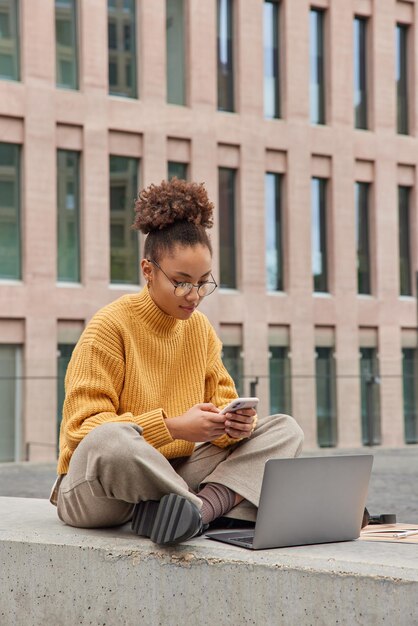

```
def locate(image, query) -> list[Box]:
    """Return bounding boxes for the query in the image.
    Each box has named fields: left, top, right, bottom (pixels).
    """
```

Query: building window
left=108, top=0, right=137, bottom=98
left=265, top=172, right=283, bottom=291
left=55, top=0, right=78, bottom=89
left=269, top=346, right=291, bottom=415
left=166, top=0, right=185, bottom=105
left=221, top=345, right=243, bottom=395
left=57, top=150, right=81, bottom=283
left=168, top=161, right=188, bottom=181
left=57, top=343, right=76, bottom=451
left=396, top=23, right=409, bottom=135
left=353, top=16, right=368, bottom=129
left=0, top=344, right=22, bottom=462
left=315, top=347, right=337, bottom=447
left=264, top=0, right=280, bottom=119
left=217, top=0, right=234, bottom=112
left=109, top=155, right=139, bottom=284
left=356, top=182, right=371, bottom=295
left=0, top=0, right=19, bottom=81
left=360, top=347, right=381, bottom=445
left=403, top=348, right=418, bottom=444
left=0, top=142, right=20, bottom=280
left=218, top=167, right=236, bottom=289
left=399, top=186, right=412, bottom=296
left=310, top=8, right=325, bottom=125
left=311, top=177, right=328, bottom=292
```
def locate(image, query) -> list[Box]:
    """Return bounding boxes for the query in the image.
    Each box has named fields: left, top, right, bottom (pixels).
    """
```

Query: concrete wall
left=1, top=498, right=418, bottom=626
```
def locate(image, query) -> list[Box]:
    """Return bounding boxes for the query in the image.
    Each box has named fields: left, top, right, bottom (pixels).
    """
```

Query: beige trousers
left=53, top=414, right=303, bottom=529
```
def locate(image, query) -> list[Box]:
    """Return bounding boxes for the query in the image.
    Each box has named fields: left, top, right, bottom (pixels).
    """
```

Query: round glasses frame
left=148, top=259, right=218, bottom=297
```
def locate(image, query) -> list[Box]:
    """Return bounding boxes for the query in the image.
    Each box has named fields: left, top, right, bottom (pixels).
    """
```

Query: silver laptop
left=205, top=455, right=373, bottom=550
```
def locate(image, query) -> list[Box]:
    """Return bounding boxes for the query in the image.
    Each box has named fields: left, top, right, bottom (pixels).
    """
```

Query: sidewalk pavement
left=0, top=446, right=417, bottom=523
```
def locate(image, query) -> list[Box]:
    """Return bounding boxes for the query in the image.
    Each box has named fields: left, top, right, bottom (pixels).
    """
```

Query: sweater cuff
left=135, top=408, right=174, bottom=449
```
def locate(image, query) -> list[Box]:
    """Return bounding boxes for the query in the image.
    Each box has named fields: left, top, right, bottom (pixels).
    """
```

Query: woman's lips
left=180, top=305, right=196, bottom=312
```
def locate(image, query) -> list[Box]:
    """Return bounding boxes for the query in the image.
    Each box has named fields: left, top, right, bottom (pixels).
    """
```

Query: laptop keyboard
left=231, top=536, right=254, bottom=545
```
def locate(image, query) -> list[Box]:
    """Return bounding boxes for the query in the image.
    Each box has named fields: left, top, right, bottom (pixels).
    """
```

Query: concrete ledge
left=1, top=497, right=417, bottom=626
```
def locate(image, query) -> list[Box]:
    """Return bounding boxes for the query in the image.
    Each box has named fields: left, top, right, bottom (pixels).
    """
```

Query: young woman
left=50, top=178, right=303, bottom=545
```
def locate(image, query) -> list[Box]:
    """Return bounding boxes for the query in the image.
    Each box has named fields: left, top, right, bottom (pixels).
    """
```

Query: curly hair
left=132, top=178, right=214, bottom=260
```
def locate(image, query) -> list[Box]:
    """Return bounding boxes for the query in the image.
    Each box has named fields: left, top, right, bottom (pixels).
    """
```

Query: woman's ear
left=141, top=259, right=152, bottom=284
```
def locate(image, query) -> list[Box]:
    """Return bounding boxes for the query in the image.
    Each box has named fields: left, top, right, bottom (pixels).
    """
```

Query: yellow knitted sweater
left=57, top=286, right=241, bottom=474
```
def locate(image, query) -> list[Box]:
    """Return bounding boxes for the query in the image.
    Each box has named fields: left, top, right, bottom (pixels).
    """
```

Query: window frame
left=309, top=7, right=326, bottom=125
left=353, top=15, right=368, bottom=130
left=263, top=0, right=281, bottom=119
left=217, top=0, right=235, bottom=112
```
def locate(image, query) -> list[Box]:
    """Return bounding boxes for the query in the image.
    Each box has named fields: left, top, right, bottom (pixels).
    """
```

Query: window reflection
left=354, top=16, right=367, bottom=129
left=396, top=24, right=409, bottom=135
left=0, top=0, right=19, bottom=81
left=403, top=348, right=418, bottom=443
left=109, top=155, right=139, bottom=284
left=0, top=345, right=21, bottom=462
left=265, top=172, right=283, bottom=291
left=217, top=0, right=234, bottom=112
left=168, top=161, right=188, bottom=181
left=398, top=186, right=411, bottom=296
left=0, top=142, right=20, bottom=280
left=316, top=346, right=337, bottom=447
left=310, top=9, right=325, bottom=124
left=222, top=345, right=243, bottom=395
left=55, top=0, right=78, bottom=89
left=355, top=182, right=371, bottom=294
left=269, top=346, right=291, bottom=415
left=360, top=347, right=381, bottom=445
left=264, top=0, right=280, bottom=119
left=218, top=167, right=237, bottom=289
left=166, top=0, right=186, bottom=105
left=108, top=0, right=137, bottom=98
left=311, top=177, right=328, bottom=292
left=57, top=150, right=81, bottom=282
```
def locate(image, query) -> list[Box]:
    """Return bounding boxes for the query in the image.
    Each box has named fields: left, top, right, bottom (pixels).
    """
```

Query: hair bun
left=133, top=178, right=214, bottom=234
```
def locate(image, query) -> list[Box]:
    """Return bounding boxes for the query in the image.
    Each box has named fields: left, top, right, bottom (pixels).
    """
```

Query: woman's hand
left=224, top=408, right=256, bottom=439
left=166, top=403, right=227, bottom=442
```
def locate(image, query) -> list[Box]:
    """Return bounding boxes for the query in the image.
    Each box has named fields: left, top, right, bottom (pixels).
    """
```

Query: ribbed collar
left=132, top=285, right=183, bottom=338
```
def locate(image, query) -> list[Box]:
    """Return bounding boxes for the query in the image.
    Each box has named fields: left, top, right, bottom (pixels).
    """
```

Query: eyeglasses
left=148, top=259, right=218, bottom=297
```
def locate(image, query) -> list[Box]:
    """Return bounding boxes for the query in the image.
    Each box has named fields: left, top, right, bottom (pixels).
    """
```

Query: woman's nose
left=185, top=286, right=200, bottom=302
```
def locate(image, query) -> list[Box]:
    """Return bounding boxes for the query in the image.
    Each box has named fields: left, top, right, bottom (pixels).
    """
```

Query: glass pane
left=55, top=0, right=78, bottom=89
left=0, top=142, right=20, bottom=280
left=222, top=345, right=243, bottom=395
left=168, top=161, right=188, bottom=180
left=310, top=9, right=325, bottom=124
left=316, top=347, right=337, bottom=447
left=57, top=150, right=81, bottom=282
left=311, top=177, right=328, bottom=292
left=403, top=348, right=418, bottom=443
left=57, top=343, right=76, bottom=452
left=396, top=24, right=409, bottom=135
left=217, top=0, right=234, bottom=112
left=109, top=155, right=139, bottom=284
left=265, top=172, right=283, bottom=291
left=356, top=182, right=371, bottom=294
left=0, top=0, right=19, bottom=81
left=398, top=186, right=412, bottom=296
left=269, top=346, right=291, bottom=415
left=166, top=0, right=185, bottom=105
left=108, top=0, right=137, bottom=98
left=360, top=347, right=381, bottom=445
left=354, top=17, right=368, bottom=129
left=218, top=167, right=236, bottom=289
left=264, top=0, right=280, bottom=119
left=0, top=345, right=18, bottom=462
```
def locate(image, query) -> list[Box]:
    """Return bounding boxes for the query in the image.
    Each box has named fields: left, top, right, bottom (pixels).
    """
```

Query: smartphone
left=220, top=397, right=259, bottom=415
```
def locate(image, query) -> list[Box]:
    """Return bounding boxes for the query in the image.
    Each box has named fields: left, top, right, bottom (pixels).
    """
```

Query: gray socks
left=197, top=483, right=236, bottom=524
